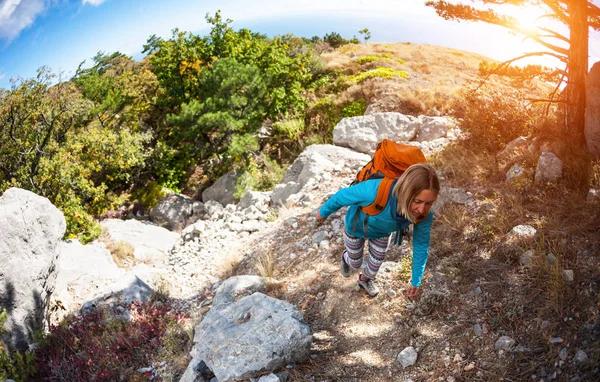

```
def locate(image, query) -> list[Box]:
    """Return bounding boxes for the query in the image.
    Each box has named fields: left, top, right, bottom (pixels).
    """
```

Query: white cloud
left=0, top=0, right=46, bottom=43
left=0, top=72, right=5, bottom=80
left=82, top=0, right=107, bottom=5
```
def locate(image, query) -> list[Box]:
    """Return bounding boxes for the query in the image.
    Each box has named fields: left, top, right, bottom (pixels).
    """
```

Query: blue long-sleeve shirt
left=319, top=178, right=433, bottom=287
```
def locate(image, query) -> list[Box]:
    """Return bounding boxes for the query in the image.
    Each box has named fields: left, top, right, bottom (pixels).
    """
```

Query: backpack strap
left=361, top=177, right=395, bottom=216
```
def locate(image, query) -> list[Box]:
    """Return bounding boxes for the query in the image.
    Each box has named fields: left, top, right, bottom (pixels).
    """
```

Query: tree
left=425, top=0, right=600, bottom=148
left=359, top=28, right=371, bottom=43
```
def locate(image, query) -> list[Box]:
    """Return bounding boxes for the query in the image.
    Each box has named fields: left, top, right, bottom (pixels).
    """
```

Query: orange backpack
left=352, top=139, right=427, bottom=215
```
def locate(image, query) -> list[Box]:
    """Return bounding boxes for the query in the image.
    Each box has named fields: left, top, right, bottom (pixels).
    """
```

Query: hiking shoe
left=340, top=251, right=351, bottom=278
left=358, top=276, right=379, bottom=297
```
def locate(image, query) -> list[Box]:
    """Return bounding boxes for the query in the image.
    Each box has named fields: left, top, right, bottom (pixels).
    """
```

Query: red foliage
left=32, top=301, right=188, bottom=381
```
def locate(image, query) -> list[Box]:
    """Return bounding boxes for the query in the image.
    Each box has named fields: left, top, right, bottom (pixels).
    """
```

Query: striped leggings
left=343, top=230, right=390, bottom=280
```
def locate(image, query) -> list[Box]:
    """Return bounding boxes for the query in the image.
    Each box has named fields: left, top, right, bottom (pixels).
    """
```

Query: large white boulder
left=0, top=188, right=66, bottom=351
left=332, top=112, right=456, bottom=154
left=100, top=219, right=178, bottom=265
left=180, top=276, right=311, bottom=382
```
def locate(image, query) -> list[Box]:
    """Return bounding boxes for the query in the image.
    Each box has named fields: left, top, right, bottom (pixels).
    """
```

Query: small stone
left=546, top=253, right=558, bottom=265
left=520, top=249, right=535, bottom=266
left=574, top=350, right=588, bottom=363
left=563, top=270, right=574, bottom=282
left=453, top=354, right=463, bottom=362
left=559, top=348, right=568, bottom=360
left=257, top=374, right=280, bottom=382
left=446, top=377, right=456, bottom=382
left=464, top=362, right=475, bottom=371
left=495, top=336, right=515, bottom=351
left=397, top=346, right=418, bottom=368
left=475, top=287, right=482, bottom=294
left=387, top=288, right=397, bottom=298
left=586, top=189, right=599, bottom=201
left=474, top=323, right=483, bottom=337
left=550, top=337, right=563, bottom=344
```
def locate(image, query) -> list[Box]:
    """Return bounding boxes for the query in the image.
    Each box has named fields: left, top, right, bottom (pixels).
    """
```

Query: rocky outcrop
left=585, top=61, right=600, bottom=156
left=180, top=276, right=312, bottom=382
left=0, top=188, right=66, bottom=351
left=332, top=112, right=458, bottom=155
left=150, top=193, right=204, bottom=231
left=202, top=170, right=246, bottom=206
left=273, top=144, right=370, bottom=206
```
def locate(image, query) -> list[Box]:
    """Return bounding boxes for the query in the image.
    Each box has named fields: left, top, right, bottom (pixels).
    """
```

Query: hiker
left=315, top=163, right=439, bottom=297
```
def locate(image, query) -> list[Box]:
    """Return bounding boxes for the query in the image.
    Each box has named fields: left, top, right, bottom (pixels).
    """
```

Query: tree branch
left=474, top=51, right=567, bottom=93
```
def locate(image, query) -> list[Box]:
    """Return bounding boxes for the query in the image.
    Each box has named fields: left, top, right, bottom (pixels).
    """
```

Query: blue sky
left=1, top=0, right=600, bottom=90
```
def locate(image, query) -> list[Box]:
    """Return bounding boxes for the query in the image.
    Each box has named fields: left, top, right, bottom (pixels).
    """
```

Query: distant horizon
left=1, top=0, right=600, bottom=90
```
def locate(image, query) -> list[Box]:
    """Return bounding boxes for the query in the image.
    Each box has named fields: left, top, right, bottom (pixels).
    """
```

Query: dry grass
left=254, top=251, right=276, bottom=278
left=98, top=231, right=135, bottom=268
left=319, top=42, right=552, bottom=118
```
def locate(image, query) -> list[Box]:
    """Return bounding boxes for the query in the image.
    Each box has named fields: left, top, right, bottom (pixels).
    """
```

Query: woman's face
left=411, top=189, right=437, bottom=222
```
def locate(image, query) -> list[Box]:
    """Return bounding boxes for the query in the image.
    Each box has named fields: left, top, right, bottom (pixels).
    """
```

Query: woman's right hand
left=315, top=210, right=325, bottom=224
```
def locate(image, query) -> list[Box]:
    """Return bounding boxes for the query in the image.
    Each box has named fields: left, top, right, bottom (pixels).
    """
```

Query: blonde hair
left=393, top=163, right=440, bottom=223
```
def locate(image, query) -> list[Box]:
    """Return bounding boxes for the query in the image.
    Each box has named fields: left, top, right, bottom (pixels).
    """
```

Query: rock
left=546, top=253, right=558, bottom=265
left=312, top=231, right=327, bottom=244
left=242, top=220, right=261, bottom=233
left=281, top=144, right=369, bottom=185
left=585, top=61, right=600, bottom=156
left=0, top=188, right=66, bottom=351
left=495, top=336, right=515, bottom=351
left=534, top=152, right=563, bottom=183
left=238, top=191, right=270, bottom=210
left=204, top=200, right=224, bottom=219
left=212, top=275, right=272, bottom=307
left=497, top=136, right=531, bottom=171
left=587, top=189, right=599, bottom=201
left=184, top=293, right=312, bottom=382
left=435, top=187, right=474, bottom=212
left=333, top=113, right=419, bottom=153
left=258, top=374, right=280, bottom=382
left=520, top=249, right=535, bottom=266
left=51, top=240, right=126, bottom=324
left=464, top=362, right=475, bottom=371
left=563, top=269, right=574, bottom=282
left=507, top=225, right=537, bottom=241
left=574, top=349, right=588, bottom=363
left=202, top=170, right=246, bottom=206
left=414, top=116, right=455, bottom=142
left=474, top=323, right=483, bottom=337
left=397, top=346, right=418, bottom=368
left=506, top=163, right=526, bottom=182
left=559, top=348, right=569, bottom=361
left=100, top=219, right=178, bottom=265
left=149, top=193, right=197, bottom=231
left=271, top=182, right=301, bottom=207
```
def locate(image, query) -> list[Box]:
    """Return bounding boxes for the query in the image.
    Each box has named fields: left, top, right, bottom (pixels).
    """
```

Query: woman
left=316, top=163, right=439, bottom=297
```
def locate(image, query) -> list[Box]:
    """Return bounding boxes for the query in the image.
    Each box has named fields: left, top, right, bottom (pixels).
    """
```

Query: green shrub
left=234, top=155, right=285, bottom=198
left=133, top=180, right=167, bottom=210
left=357, top=55, right=390, bottom=64
left=349, top=67, right=409, bottom=83
left=341, top=99, right=367, bottom=118
left=272, top=118, right=305, bottom=141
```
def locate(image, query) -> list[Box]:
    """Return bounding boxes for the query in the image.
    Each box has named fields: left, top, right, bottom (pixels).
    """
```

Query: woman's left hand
left=406, top=286, right=420, bottom=297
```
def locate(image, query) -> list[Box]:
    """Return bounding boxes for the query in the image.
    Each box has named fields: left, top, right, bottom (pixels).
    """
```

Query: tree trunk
left=566, top=0, right=589, bottom=149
